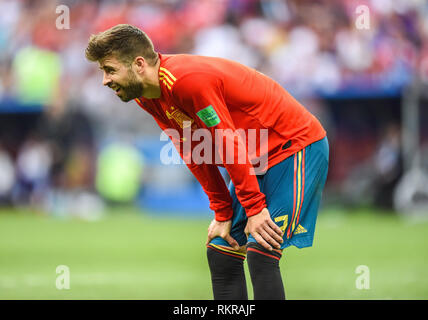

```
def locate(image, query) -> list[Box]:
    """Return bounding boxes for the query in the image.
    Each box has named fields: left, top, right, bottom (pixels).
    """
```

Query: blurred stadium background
left=0, top=0, right=427, bottom=299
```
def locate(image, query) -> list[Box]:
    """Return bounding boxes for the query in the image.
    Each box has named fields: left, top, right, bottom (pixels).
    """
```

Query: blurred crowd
left=1, top=0, right=427, bottom=100
left=0, top=0, right=427, bottom=214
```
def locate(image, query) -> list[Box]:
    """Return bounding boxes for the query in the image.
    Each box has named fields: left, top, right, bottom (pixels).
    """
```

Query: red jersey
left=135, top=53, right=326, bottom=221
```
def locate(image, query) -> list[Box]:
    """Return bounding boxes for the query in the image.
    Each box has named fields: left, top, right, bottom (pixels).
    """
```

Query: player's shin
left=206, top=246, right=248, bottom=300
left=246, top=242, right=286, bottom=300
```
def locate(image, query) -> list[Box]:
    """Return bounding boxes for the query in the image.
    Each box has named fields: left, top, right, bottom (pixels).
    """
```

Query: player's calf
left=246, top=242, right=285, bottom=300
left=206, top=244, right=248, bottom=300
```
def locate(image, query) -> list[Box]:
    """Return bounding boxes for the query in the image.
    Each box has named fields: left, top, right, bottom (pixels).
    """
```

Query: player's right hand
left=206, top=219, right=240, bottom=250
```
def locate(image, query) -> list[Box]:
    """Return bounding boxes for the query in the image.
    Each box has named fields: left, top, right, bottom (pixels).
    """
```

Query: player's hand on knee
left=206, top=219, right=240, bottom=250
left=245, top=208, right=283, bottom=251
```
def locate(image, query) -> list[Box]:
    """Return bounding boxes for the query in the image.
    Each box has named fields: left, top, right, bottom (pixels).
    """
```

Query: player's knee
left=207, top=246, right=246, bottom=274
left=246, top=242, right=283, bottom=262
left=206, top=244, right=246, bottom=262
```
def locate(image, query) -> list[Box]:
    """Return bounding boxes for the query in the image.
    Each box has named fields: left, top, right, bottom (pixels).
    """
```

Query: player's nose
left=102, top=73, right=112, bottom=87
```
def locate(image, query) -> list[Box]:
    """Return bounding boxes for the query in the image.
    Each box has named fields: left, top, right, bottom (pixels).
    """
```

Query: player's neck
left=141, top=58, right=161, bottom=99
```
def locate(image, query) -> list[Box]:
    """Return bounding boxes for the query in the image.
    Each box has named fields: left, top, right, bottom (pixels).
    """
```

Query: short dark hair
left=85, top=24, right=158, bottom=65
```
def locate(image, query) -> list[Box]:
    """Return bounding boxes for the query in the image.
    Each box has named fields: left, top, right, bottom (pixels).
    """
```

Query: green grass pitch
left=0, top=207, right=427, bottom=299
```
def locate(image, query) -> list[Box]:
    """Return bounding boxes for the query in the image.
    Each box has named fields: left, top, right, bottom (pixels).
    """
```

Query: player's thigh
left=290, top=137, right=329, bottom=239
left=248, top=152, right=296, bottom=245
left=247, top=137, right=329, bottom=249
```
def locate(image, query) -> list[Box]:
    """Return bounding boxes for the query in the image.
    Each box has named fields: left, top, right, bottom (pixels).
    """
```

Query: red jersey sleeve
left=172, top=73, right=267, bottom=218
left=136, top=99, right=234, bottom=221
left=185, top=162, right=234, bottom=221
left=171, top=136, right=235, bottom=222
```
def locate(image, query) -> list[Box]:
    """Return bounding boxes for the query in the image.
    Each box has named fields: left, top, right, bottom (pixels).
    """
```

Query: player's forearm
left=223, top=163, right=267, bottom=217
left=186, top=162, right=234, bottom=221
left=215, top=130, right=267, bottom=218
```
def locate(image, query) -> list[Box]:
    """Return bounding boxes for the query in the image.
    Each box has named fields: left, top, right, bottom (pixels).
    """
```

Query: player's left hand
left=206, top=219, right=240, bottom=250
left=245, top=208, right=283, bottom=251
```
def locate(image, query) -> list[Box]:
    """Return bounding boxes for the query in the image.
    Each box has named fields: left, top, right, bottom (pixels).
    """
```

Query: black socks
left=207, top=243, right=286, bottom=300
left=207, top=246, right=248, bottom=300
left=246, top=242, right=285, bottom=300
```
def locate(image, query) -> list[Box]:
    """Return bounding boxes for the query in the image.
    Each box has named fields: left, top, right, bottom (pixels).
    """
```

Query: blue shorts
left=210, top=137, right=329, bottom=250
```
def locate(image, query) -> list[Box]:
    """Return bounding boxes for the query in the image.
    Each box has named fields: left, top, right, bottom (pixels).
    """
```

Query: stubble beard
left=118, top=69, right=144, bottom=102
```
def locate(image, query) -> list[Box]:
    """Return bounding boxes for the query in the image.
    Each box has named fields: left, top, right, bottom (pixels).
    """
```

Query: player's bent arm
left=149, top=113, right=235, bottom=222
left=172, top=73, right=267, bottom=218
left=172, top=73, right=283, bottom=250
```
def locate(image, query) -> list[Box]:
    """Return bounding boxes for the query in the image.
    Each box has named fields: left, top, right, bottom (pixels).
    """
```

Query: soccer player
left=85, top=24, right=329, bottom=300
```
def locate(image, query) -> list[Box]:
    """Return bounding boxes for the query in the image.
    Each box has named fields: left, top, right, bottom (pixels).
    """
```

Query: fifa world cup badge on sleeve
left=197, top=105, right=221, bottom=127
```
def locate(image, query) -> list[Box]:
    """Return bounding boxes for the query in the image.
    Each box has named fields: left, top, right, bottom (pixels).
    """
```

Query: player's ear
left=133, top=56, right=146, bottom=74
